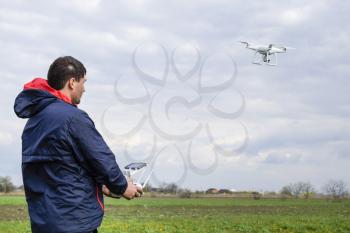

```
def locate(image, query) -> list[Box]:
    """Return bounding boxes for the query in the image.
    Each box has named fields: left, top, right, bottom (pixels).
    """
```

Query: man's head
left=47, top=56, right=87, bottom=105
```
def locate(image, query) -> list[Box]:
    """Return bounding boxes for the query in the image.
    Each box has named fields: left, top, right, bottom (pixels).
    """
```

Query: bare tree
left=301, top=182, right=315, bottom=199
left=0, top=176, right=16, bottom=193
left=280, top=186, right=292, bottom=196
left=323, top=180, right=348, bottom=201
left=177, top=188, right=192, bottom=198
left=252, top=191, right=262, bottom=200
left=158, top=182, right=179, bottom=194
left=280, top=182, right=315, bottom=199
left=291, top=182, right=304, bottom=199
left=280, top=185, right=292, bottom=200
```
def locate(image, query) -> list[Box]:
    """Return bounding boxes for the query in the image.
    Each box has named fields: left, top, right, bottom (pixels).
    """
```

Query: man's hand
left=102, top=185, right=114, bottom=197
left=122, top=181, right=143, bottom=200
left=102, top=182, right=143, bottom=200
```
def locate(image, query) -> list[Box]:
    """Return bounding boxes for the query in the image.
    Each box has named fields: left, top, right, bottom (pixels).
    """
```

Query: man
left=14, top=56, right=142, bottom=233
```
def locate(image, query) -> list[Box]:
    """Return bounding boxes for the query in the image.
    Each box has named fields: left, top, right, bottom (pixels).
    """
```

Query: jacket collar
left=24, top=78, right=74, bottom=105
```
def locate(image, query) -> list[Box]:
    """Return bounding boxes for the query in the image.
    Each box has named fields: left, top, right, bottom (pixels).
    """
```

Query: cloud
left=261, top=149, right=303, bottom=164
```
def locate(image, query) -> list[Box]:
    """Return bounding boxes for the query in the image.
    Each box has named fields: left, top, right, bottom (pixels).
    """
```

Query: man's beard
left=73, top=97, right=80, bottom=105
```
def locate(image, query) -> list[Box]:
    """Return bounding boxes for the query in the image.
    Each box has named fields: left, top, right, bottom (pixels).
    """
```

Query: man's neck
left=59, top=88, right=72, bottom=102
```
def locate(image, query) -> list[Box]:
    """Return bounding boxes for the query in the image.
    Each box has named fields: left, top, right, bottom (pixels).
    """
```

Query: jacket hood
left=14, top=78, right=74, bottom=118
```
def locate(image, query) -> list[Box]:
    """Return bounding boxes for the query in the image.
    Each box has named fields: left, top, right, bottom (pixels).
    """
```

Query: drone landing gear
left=251, top=52, right=278, bottom=66
left=266, top=53, right=277, bottom=66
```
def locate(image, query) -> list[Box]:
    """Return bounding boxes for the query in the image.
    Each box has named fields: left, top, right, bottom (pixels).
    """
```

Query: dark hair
left=47, top=56, right=86, bottom=90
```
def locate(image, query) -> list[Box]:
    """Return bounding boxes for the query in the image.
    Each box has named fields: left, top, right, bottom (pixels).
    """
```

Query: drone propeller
left=269, top=44, right=296, bottom=50
left=238, top=41, right=249, bottom=47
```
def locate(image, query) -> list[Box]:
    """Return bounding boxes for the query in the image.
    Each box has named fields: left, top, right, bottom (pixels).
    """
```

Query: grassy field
left=0, top=196, right=349, bottom=233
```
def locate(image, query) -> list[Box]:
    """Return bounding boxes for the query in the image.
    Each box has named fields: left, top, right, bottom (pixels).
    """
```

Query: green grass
left=0, top=196, right=349, bottom=233
left=0, top=196, right=27, bottom=206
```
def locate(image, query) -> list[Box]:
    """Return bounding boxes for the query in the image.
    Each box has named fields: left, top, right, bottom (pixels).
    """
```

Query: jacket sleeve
left=68, top=111, right=128, bottom=195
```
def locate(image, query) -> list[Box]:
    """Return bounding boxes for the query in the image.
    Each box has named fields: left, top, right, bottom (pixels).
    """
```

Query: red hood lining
left=24, top=78, right=75, bottom=106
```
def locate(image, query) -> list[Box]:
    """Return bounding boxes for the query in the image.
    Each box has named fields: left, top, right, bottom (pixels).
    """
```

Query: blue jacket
left=14, top=78, right=127, bottom=233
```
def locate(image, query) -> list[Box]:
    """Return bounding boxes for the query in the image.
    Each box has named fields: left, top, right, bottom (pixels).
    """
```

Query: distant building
left=218, top=189, right=233, bottom=194
left=206, top=188, right=219, bottom=194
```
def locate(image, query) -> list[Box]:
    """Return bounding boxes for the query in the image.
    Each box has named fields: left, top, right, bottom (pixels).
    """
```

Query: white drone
left=239, top=41, right=295, bottom=66
left=110, top=162, right=153, bottom=198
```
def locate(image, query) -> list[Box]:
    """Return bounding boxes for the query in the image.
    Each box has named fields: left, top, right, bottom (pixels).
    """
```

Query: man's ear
left=67, top=78, right=75, bottom=90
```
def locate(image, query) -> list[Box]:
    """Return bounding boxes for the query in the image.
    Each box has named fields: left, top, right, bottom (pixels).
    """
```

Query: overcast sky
left=0, top=0, right=349, bottom=192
